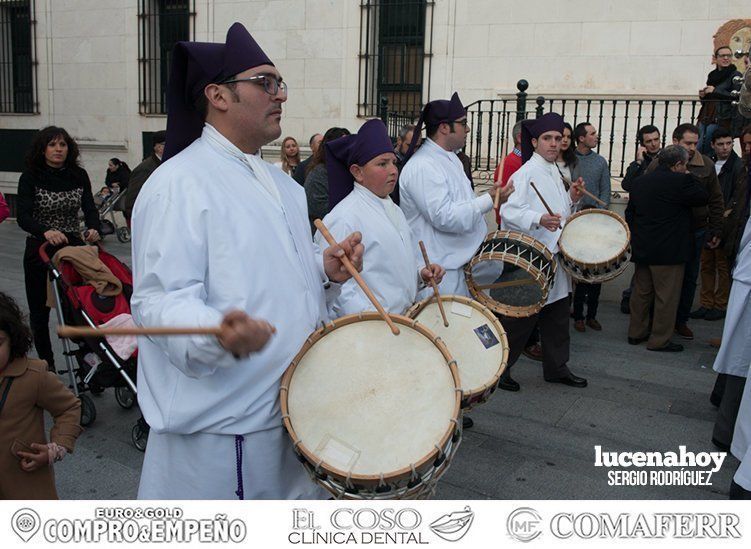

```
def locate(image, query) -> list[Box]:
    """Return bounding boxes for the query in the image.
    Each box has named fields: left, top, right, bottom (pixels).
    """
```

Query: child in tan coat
left=0, top=292, right=82, bottom=499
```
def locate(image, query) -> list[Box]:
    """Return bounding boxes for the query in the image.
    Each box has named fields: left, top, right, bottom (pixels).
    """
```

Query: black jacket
left=626, top=166, right=709, bottom=265
left=123, top=154, right=161, bottom=218
left=712, top=151, right=748, bottom=254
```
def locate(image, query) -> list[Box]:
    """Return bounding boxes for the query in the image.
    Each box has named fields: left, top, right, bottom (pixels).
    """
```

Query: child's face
left=0, top=330, right=9, bottom=371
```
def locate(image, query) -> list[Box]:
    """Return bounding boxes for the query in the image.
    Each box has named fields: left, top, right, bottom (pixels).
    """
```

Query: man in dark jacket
left=292, top=133, right=323, bottom=186
left=627, top=145, right=709, bottom=352
left=647, top=123, right=724, bottom=340
left=620, top=125, right=663, bottom=313
left=692, top=128, right=748, bottom=321
left=123, top=130, right=165, bottom=222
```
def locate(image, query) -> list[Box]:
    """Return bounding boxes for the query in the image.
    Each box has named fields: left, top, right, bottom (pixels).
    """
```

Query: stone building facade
left=1, top=0, right=749, bottom=205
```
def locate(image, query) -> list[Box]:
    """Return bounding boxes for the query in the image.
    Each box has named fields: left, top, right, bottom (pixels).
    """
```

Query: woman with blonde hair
left=274, top=136, right=301, bottom=176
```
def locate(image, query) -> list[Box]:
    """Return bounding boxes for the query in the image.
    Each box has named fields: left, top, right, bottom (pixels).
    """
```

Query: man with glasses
left=399, top=93, right=510, bottom=299
left=697, top=46, right=743, bottom=155
left=131, top=23, right=363, bottom=499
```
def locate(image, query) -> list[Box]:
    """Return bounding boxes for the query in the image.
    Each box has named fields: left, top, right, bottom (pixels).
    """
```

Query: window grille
left=138, top=0, right=194, bottom=115
left=358, top=0, right=433, bottom=117
left=0, top=0, right=37, bottom=114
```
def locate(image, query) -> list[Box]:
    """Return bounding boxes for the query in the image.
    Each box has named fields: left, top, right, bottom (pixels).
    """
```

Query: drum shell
left=407, top=295, right=508, bottom=410
left=280, top=312, right=461, bottom=498
left=558, top=209, right=631, bottom=284
left=464, top=230, right=556, bottom=318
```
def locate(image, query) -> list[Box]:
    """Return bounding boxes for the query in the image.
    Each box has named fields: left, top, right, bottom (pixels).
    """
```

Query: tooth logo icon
left=12, top=508, right=41, bottom=542
left=430, top=506, right=475, bottom=542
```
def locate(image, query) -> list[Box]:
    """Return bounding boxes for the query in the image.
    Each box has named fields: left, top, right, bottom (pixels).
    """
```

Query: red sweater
left=493, top=150, right=523, bottom=226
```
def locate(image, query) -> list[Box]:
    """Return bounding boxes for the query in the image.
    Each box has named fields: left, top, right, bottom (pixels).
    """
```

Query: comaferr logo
left=429, top=506, right=475, bottom=542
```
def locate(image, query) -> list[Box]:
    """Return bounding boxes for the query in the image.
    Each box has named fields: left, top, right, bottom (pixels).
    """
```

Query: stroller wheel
left=132, top=422, right=149, bottom=452
left=79, top=394, right=97, bottom=426
left=116, top=226, right=131, bottom=243
left=115, top=386, right=136, bottom=409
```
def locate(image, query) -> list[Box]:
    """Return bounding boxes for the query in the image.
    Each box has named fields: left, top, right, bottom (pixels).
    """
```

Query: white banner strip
left=2, top=500, right=750, bottom=549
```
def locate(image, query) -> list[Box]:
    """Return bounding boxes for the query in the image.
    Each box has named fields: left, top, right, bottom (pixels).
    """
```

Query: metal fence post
left=379, top=96, right=388, bottom=125
left=535, top=96, right=545, bottom=118
left=515, top=79, right=528, bottom=122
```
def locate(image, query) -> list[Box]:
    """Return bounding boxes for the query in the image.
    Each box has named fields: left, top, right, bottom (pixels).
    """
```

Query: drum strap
left=234, top=435, right=245, bottom=500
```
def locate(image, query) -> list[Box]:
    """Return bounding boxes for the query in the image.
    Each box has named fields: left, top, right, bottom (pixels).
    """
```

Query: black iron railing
left=464, top=80, right=712, bottom=178
left=0, top=0, right=37, bottom=114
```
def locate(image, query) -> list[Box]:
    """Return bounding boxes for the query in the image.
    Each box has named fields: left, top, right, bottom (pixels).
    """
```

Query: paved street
left=0, top=220, right=737, bottom=500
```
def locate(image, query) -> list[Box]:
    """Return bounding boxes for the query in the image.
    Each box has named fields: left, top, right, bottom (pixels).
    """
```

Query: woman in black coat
left=16, top=126, right=101, bottom=370
left=104, top=158, right=131, bottom=191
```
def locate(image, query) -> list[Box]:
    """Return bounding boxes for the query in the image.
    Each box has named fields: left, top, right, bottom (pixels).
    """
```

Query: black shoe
left=628, top=335, right=648, bottom=345
left=498, top=375, right=520, bottom=392
left=710, top=392, right=722, bottom=408
left=648, top=342, right=684, bottom=352
left=711, top=437, right=730, bottom=451
left=620, top=296, right=630, bottom=315
left=690, top=307, right=709, bottom=319
left=705, top=309, right=726, bottom=321
left=462, top=416, right=474, bottom=429
left=546, top=373, right=588, bottom=388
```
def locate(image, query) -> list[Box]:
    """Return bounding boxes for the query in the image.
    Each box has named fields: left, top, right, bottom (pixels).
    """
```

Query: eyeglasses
left=717, top=54, right=733, bottom=59
left=451, top=119, right=469, bottom=128
left=220, top=74, right=288, bottom=96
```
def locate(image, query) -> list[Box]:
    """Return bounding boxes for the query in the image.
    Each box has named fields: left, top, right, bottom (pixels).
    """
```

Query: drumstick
left=559, top=174, right=607, bottom=207
left=418, top=241, right=448, bottom=327
left=314, top=219, right=400, bottom=336
left=58, top=326, right=222, bottom=338
left=493, top=154, right=507, bottom=210
left=529, top=182, right=555, bottom=216
left=475, top=278, right=538, bottom=291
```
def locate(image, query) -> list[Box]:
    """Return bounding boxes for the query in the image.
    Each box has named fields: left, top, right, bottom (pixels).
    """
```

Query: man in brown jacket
left=649, top=124, right=724, bottom=340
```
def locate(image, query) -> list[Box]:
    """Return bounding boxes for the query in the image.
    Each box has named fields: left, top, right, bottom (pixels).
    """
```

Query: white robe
left=399, top=138, right=493, bottom=297
left=500, top=152, right=576, bottom=305
left=315, top=183, right=422, bottom=317
left=723, top=217, right=751, bottom=492
left=713, top=216, right=751, bottom=378
left=131, top=124, right=330, bottom=499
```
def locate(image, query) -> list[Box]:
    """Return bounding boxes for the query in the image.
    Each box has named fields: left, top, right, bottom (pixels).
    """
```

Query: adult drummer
left=130, top=23, right=363, bottom=499
left=399, top=92, right=512, bottom=298
left=315, top=119, right=445, bottom=318
left=499, top=113, right=588, bottom=392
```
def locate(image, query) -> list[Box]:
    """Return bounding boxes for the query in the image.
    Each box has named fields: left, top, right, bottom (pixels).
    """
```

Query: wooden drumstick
left=529, top=181, right=554, bottom=216
left=475, top=278, right=538, bottom=291
left=314, top=218, right=400, bottom=335
left=418, top=241, right=448, bottom=327
left=58, top=326, right=222, bottom=338
left=493, top=154, right=507, bottom=210
left=560, top=174, right=607, bottom=207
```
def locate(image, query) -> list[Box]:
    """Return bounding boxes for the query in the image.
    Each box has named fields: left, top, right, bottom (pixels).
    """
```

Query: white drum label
left=315, top=434, right=361, bottom=471
left=473, top=324, right=499, bottom=349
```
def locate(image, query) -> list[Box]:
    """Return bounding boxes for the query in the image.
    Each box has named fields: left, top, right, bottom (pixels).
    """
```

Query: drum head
left=469, top=260, right=544, bottom=309
left=285, top=317, right=458, bottom=480
left=410, top=296, right=507, bottom=401
left=560, top=210, right=628, bottom=265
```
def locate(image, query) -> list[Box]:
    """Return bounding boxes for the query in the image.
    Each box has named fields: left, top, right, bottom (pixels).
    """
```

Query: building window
left=138, top=0, right=194, bottom=115
left=358, top=0, right=433, bottom=118
left=0, top=0, right=37, bottom=114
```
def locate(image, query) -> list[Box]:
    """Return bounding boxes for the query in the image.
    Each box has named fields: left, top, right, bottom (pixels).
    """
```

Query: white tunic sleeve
left=314, top=214, right=372, bottom=317
left=131, top=187, right=237, bottom=378
left=406, top=162, right=492, bottom=233
left=501, top=170, right=544, bottom=231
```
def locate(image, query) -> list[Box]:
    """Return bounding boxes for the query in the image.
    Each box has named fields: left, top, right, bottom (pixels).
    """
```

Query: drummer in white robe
left=711, top=213, right=751, bottom=451
left=315, top=119, right=445, bottom=318
left=499, top=113, right=588, bottom=392
left=131, top=23, right=364, bottom=500
left=399, top=92, right=512, bottom=298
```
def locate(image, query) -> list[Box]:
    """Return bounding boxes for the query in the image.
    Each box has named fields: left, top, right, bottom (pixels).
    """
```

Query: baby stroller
left=40, top=242, right=149, bottom=451
left=95, top=186, right=131, bottom=243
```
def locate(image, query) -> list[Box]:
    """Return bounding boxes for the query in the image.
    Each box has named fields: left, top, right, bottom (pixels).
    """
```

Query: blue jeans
left=676, top=229, right=707, bottom=326
left=698, top=122, right=718, bottom=156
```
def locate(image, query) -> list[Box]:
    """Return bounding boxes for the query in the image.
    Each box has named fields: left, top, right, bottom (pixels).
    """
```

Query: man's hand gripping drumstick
left=315, top=218, right=400, bottom=335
